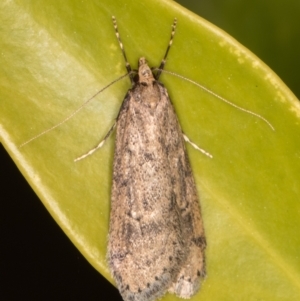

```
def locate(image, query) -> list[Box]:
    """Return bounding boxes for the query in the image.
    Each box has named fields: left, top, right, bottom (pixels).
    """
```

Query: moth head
left=138, top=57, right=155, bottom=84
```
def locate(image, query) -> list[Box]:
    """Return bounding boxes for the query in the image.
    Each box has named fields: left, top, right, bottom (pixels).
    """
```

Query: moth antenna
left=156, top=18, right=177, bottom=80
left=112, top=16, right=134, bottom=84
left=157, top=69, right=275, bottom=131
left=20, top=72, right=131, bottom=148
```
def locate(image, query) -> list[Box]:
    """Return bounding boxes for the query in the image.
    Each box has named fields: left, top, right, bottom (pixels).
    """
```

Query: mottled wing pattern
left=108, top=81, right=206, bottom=301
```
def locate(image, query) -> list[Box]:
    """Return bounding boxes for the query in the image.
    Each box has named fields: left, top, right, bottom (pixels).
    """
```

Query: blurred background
left=2, top=1, right=299, bottom=300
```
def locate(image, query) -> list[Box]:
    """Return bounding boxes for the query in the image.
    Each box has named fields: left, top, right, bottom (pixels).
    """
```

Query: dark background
left=1, top=1, right=299, bottom=300
left=1, top=143, right=122, bottom=300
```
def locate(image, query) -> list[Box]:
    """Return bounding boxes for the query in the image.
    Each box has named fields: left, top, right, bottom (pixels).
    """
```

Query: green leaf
left=1, top=0, right=300, bottom=300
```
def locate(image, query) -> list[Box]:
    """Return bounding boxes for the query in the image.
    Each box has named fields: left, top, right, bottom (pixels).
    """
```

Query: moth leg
left=112, top=16, right=134, bottom=85
left=156, top=18, right=177, bottom=80
left=74, top=121, right=116, bottom=162
left=183, top=134, right=213, bottom=158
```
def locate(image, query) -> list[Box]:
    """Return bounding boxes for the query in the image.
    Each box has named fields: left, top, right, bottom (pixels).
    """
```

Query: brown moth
left=105, top=17, right=206, bottom=301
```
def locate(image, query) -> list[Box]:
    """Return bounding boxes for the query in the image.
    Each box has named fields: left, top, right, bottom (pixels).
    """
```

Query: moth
left=104, top=17, right=206, bottom=301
